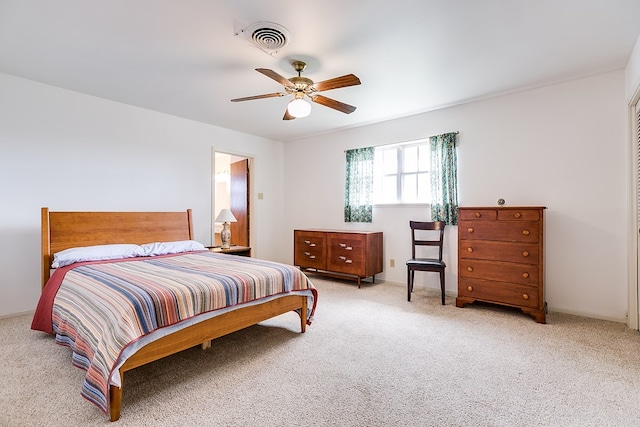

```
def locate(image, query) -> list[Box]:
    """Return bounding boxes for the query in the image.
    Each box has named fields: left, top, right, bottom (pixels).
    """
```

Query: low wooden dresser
left=294, top=229, right=383, bottom=287
left=456, top=206, right=546, bottom=323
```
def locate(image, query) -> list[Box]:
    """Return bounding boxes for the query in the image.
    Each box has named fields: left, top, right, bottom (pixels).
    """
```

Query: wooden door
left=230, top=159, right=249, bottom=246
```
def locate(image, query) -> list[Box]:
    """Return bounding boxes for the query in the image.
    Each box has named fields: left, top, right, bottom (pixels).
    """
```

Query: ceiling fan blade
left=283, top=108, right=295, bottom=120
left=231, top=92, right=287, bottom=102
left=309, top=94, right=357, bottom=114
left=256, top=68, right=296, bottom=89
left=311, top=74, right=361, bottom=92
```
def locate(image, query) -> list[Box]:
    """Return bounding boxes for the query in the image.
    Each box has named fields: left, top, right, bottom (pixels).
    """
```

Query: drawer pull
left=474, top=212, right=481, bottom=218
left=304, top=251, right=310, bottom=256
left=467, top=285, right=474, bottom=292
left=467, top=227, right=474, bottom=233
left=309, top=255, right=316, bottom=259
left=514, top=212, right=522, bottom=218
left=522, top=251, right=529, bottom=257
left=339, top=256, right=346, bottom=260
left=345, top=246, right=353, bottom=250
left=304, top=240, right=310, bottom=244
left=467, top=247, right=473, bottom=253
left=339, top=243, right=347, bottom=248
left=345, top=259, right=353, bottom=264
left=522, top=272, right=529, bottom=278
left=522, top=293, right=529, bottom=300
left=522, top=230, right=530, bottom=236
left=467, top=267, right=473, bottom=272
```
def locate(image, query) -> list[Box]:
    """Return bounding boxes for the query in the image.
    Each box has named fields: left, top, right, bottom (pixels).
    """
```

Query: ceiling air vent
left=239, top=21, right=291, bottom=56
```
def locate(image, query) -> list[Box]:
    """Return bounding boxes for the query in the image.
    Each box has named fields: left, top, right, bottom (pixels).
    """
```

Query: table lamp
left=215, top=209, right=237, bottom=249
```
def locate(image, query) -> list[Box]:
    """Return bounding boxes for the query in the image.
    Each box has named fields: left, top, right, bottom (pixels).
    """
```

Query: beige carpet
left=2, top=277, right=640, bottom=427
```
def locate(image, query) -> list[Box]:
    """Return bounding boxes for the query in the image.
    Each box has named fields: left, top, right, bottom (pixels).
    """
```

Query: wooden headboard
left=41, top=207, right=193, bottom=289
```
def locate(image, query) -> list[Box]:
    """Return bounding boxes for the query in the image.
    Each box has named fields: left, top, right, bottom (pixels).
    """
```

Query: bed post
left=300, top=297, right=307, bottom=333
left=186, top=209, right=193, bottom=240
left=41, top=207, right=50, bottom=289
left=109, top=383, right=123, bottom=422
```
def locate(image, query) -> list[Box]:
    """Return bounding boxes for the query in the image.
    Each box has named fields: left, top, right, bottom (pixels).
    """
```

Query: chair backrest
left=409, top=221, right=446, bottom=261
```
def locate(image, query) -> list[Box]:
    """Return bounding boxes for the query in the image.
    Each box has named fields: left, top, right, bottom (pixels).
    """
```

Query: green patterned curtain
left=344, top=147, right=374, bottom=223
left=430, top=132, right=458, bottom=225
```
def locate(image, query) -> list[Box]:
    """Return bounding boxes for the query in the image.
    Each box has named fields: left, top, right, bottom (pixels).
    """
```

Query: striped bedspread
left=31, top=251, right=317, bottom=414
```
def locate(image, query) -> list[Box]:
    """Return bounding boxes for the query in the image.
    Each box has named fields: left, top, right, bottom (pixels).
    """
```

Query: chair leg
left=440, top=270, right=445, bottom=305
left=407, top=268, right=412, bottom=302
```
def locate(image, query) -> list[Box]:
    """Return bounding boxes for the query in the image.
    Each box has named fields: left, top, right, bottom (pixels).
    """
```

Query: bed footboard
left=108, top=294, right=308, bottom=422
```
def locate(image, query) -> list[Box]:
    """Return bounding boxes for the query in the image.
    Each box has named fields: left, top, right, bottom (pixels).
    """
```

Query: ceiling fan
left=231, top=61, right=361, bottom=120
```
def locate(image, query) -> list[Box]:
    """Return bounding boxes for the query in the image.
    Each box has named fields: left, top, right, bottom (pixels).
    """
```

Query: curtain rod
left=344, top=131, right=459, bottom=152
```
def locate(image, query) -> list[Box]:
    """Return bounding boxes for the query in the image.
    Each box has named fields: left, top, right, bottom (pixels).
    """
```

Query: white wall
left=624, top=33, right=640, bottom=329
left=284, top=71, right=628, bottom=322
left=1, top=68, right=631, bottom=323
left=626, top=34, right=640, bottom=103
left=0, top=73, right=285, bottom=317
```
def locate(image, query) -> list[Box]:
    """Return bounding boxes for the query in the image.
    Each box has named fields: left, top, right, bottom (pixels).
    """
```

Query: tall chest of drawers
left=456, top=206, right=546, bottom=323
left=294, top=229, right=383, bottom=288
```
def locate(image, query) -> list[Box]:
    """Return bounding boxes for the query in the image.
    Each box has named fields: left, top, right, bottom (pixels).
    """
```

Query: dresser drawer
left=327, top=234, right=366, bottom=274
left=294, top=231, right=327, bottom=269
left=497, top=209, right=540, bottom=221
left=459, top=240, right=539, bottom=265
left=459, top=278, right=539, bottom=309
left=459, top=209, right=497, bottom=221
left=294, top=246, right=326, bottom=269
left=459, top=220, right=539, bottom=243
left=459, top=259, right=538, bottom=286
left=295, top=231, right=326, bottom=248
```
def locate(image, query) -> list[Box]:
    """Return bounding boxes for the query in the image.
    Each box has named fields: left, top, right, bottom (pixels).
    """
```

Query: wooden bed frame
left=41, top=207, right=308, bottom=421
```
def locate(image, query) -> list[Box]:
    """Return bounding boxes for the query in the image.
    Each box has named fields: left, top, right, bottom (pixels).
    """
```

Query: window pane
left=381, top=176, right=397, bottom=203
left=403, top=174, right=418, bottom=203
left=404, top=146, right=418, bottom=172
left=418, top=145, right=430, bottom=171
left=417, top=172, right=430, bottom=202
left=382, top=149, right=397, bottom=174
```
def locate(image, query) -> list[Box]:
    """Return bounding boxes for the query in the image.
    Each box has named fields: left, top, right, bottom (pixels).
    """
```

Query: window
left=373, top=140, right=430, bottom=204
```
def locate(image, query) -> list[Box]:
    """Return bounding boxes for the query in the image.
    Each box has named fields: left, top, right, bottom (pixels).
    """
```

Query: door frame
left=628, top=85, right=640, bottom=330
left=212, top=149, right=254, bottom=252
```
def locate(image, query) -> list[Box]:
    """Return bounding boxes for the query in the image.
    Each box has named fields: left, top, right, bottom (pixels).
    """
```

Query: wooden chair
left=406, top=221, right=446, bottom=304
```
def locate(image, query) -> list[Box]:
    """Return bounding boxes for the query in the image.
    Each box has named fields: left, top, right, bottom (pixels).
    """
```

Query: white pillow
left=52, top=244, right=146, bottom=268
left=141, top=240, right=206, bottom=256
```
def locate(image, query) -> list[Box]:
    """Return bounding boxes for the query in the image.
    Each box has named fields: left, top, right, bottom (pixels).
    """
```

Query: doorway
left=213, top=151, right=251, bottom=248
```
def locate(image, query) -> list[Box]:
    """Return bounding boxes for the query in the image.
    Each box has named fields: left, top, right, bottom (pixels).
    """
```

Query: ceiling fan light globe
left=287, top=98, right=311, bottom=118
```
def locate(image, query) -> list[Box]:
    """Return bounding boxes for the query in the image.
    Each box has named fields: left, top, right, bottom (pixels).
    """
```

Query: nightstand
left=207, top=246, right=252, bottom=257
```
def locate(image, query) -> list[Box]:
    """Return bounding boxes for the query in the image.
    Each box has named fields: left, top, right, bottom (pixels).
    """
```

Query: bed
left=31, top=208, right=317, bottom=421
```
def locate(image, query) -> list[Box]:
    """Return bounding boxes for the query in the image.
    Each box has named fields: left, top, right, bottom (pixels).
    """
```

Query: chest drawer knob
left=467, top=247, right=473, bottom=253
left=474, top=212, right=481, bottom=218
left=467, top=266, right=473, bottom=272
left=467, top=227, right=474, bottom=233
left=467, top=285, right=474, bottom=292
left=522, top=230, right=530, bottom=236
left=522, top=293, right=529, bottom=300
left=522, top=272, right=529, bottom=278
left=522, top=251, right=529, bottom=257
left=514, top=212, right=522, bottom=218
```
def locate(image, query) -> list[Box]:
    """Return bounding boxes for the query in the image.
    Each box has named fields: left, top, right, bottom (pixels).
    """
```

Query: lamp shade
left=287, top=98, right=311, bottom=118
left=215, top=208, right=237, bottom=223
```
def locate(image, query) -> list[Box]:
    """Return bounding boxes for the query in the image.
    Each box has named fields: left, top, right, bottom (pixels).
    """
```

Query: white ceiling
left=1, top=0, right=639, bottom=142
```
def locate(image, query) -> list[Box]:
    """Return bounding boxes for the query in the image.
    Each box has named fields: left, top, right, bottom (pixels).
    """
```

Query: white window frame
left=373, top=139, right=430, bottom=206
